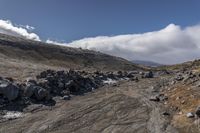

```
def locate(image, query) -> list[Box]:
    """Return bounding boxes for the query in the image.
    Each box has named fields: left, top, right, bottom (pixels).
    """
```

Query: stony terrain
left=0, top=33, right=142, bottom=81
left=1, top=34, right=200, bottom=133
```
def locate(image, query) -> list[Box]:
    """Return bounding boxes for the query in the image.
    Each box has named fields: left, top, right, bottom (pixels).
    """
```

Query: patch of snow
left=103, top=78, right=117, bottom=84
left=3, top=111, right=23, bottom=119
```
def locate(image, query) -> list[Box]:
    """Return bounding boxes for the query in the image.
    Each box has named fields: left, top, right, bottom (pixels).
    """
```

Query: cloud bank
left=68, top=24, right=200, bottom=64
left=1, top=19, right=200, bottom=64
left=0, top=20, right=40, bottom=41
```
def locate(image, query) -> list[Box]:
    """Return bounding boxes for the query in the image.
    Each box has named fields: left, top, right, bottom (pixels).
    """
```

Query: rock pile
left=173, top=71, right=200, bottom=85
left=0, top=69, right=154, bottom=108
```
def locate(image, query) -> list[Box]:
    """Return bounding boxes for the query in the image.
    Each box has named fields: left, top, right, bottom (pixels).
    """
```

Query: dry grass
left=164, top=84, right=200, bottom=131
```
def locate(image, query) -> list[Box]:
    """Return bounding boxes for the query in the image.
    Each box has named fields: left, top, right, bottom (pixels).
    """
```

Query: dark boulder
left=62, top=95, right=71, bottom=100
left=143, top=71, right=154, bottom=78
left=149, top=95, right=160, bottom=102
left=24, top=84, right=36, bottom=98
left=0, top=80, right=19, bottom=101
left=195, top=106, right=200, bottom=117
left=127, top=72, right=135, bottom=78
left=34, top=86, right=50, bottom=101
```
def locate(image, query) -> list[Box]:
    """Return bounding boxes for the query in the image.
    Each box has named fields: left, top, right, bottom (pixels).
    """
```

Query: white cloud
left=46, top=39, right=67, bottom=46
left=1, top=19, right=200, bottom=64
left=67, top=24, right=200, bottom=64
left=0, top=19, right=40, bottom=41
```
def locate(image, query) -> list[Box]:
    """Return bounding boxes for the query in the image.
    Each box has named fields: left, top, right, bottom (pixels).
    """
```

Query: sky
left=0, top=0, right=200, bottom=64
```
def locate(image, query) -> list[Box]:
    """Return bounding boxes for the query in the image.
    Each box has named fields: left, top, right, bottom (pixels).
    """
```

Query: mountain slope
left=132, top=60, right=163, bottom=67
left=0, top=33, right=142, bottom=80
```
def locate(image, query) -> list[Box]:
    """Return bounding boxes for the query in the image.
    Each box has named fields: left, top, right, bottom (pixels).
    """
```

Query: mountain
left=132, top=60, right=163, bottom=67
left=1, top=33, right=200, bottom=133
left=0, top=33, right=143, bottom=80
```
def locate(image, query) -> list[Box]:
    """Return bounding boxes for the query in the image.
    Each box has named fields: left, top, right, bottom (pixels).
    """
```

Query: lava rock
left=34, top=86, right=50, bottom=101
left=0, top=80, right=19, bottom=101
left=195, top=106, right=200, bottom=117
left=62, top=95, right=71, bottom=100
left=143, top=71, right=154, bottom=78
left=24, top=84, right=36, bottom=98
left=149, top=95, right=160, bottom=102
left=162, top=112, right=170, bottom=116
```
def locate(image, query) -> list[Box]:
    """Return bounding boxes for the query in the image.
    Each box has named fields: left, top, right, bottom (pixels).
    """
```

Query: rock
left=181, top=100, right=185, bottom=104
left=175, top=74, right=184, bottom=81
left=58, top=82, right=64, bottom=89
left=143, top=71, right=154, bottom=78
left=5, top=77, right=14, bottom=82
left=127, top=72, right=135, bottom=78
left=0, top=80, right=19, bottom=101
left=37, top=79, right=49, bottom=89
left=24, top=84, right=36, bottom=98
left=62, top=95, right=71, bottom=100
left=186, top=112, right=194, bottom=118
left=162, top=112, right=170, bottom=116
left=149, top=95, right=160, bottom=102
left=25, top=78, right=37, bottom=85
left=34, top=87, right=50, bottom=101
left=61, top=90, right=70, bottom=96
left=195, top=106, right=200, bottom=117
left=117, top=71, right=123, bottom=78
left=158, top=94, right=168, bottom=101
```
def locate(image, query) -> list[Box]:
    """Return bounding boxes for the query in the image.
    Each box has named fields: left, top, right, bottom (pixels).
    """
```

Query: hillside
left=157, top=59, right=200, bottom=72
left=1, top=33, right=200, bottom=133
left=0, top=33, right=142, bottom=80
left=132, top=60, right=163, bottom=67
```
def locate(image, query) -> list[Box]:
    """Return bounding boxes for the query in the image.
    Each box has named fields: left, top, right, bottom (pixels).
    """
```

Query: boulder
left=143, top=71, right=154, bottom=78
left=25, top=78, right=37, bottom=85
left=62, top=95, right=71, bottom=100
left=0, top=80, right=19, bottom=101
left=34, top=86, right=50, bottom=101
left=186, top=112, right=195, bottom=118
left=175, top=74, right=184, bottom=81
left=149, top=95, right=160, bottom=102
left=195, top=106, right=200, bottom=117
left=24, top=84, right=36, bottom=98
left=162, top=112, right=170, bottom=116
left=127, top=72, right=135, bottom=78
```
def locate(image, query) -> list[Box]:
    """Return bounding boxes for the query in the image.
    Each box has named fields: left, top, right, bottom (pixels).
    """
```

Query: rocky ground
left=1, top=34, right=200, bottom=133
left=1, top=68, right=200, bottom=133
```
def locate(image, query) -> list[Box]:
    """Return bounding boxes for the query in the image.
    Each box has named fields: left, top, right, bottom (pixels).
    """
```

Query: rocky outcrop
left=0, top=69, right=154, bottom=110
left=0, top=79, right=19, bottom=101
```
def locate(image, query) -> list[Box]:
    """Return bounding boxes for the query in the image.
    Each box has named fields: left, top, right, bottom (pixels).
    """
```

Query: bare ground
left=0, top=78, right=179, bottom=133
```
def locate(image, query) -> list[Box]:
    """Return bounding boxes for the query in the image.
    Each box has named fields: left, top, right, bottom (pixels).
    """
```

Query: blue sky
left=0, top=0, right=200, bottom=42
left=0, top=0, right=200, bottom=64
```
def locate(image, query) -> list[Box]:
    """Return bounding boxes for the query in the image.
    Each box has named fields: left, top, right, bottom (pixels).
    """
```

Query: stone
left=34, top=87, right=49, bottom=101
left=127, top=72, right=135, bottom=78
left=186, top=112, right=194, bottom=118
left=0, top=80, right=19, bottom=101
left=195, top=106, right=200, bottom=117
left=62, top=95, right=71, bottom=100
left=149, top=96, right=160, bottom=102
left=24, top=84, right=36, bottom=98
left=175, top=74, right=184, bottom=81
left=162, top=112, right=170, bottom=116
left=25, top=78, right=37, bottom=85
left=143, top=71, right=154, bottom=78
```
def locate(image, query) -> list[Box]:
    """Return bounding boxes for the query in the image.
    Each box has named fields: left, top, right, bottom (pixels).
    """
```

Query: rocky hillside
left=0, top=33, right=142, bottom=80
left=157, top=59, right=200, bottom=71
left=1, top=33, right=200, bottom=133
